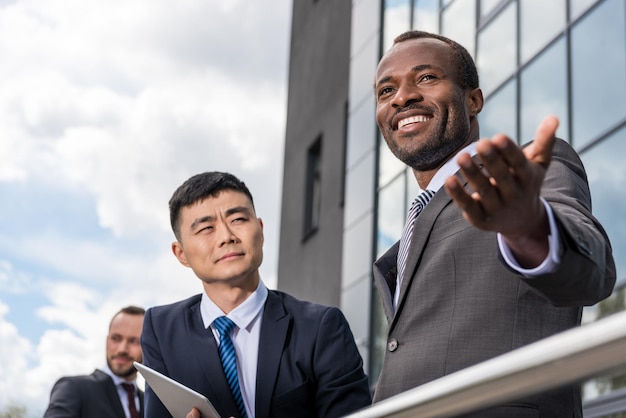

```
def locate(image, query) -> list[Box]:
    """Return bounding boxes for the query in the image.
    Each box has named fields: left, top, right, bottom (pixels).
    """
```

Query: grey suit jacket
left=141, top=289, right=372, bottom=418
left=373, top=138, right=616, bottom=417
left=44, top=369, right=144, bottom=418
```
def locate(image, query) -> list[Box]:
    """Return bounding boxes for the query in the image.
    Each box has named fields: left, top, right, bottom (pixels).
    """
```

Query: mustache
left=393, top=103, right=435, bottom=119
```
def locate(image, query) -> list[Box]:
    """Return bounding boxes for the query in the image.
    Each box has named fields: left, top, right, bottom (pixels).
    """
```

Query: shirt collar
left=200, top=280, right=268, bottom=332
left=425, top=141, right=477, bottom=192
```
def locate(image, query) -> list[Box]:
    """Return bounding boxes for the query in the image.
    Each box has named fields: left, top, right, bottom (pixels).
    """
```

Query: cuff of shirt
left=497, top=197, right=561, bottom=277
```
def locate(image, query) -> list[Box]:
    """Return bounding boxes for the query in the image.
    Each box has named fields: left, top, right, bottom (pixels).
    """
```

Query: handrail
left=346, top=310, right=626, bottom=418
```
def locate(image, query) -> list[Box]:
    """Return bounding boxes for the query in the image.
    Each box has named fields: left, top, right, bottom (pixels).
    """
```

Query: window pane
left=571, top=0, right=626, bottom=149
left=383, top=0, right=412, bottom=52
left=480, top=0, right=502, bottom=18
left=412, top=0, right=439, bottom=33
left=570, top=0, right=598, bottom=21
left=478, top=78, right=517, bottom=141
left=580, top=125, right=626, bottom=285
left=378, top=131, right=407, bottom=189
left=520, top=37, right=568, bottom=144
left=345, top=152, right=375, bottom=227
left=377, top=173, right=406, bottom=257
left=346, top=95, right=376, bottom=169
left=441, top=0, right=476, bottom=56
left=520, top=0, right=565, bottom=64
left=476, top=1, right=517, bottom=96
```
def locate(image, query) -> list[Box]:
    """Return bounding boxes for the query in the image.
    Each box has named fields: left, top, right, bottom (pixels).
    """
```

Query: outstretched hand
left=444, top=115, right=559, bottom=267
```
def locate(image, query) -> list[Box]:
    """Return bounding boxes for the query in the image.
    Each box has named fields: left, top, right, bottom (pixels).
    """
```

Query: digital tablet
left=134, top=361, right=221, bottom=418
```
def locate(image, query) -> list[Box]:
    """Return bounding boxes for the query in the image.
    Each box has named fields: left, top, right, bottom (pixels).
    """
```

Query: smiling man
left=44, top=306, right=145, bottom=418
left=372, top=31, right=615, bottom=417
left=140, top=171, right=371, bottom=418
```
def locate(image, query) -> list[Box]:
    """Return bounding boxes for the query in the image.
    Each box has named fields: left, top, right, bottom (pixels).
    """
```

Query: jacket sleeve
left=312, top=307, right=372, bottom=417
left=520, top=138, right=616, bottom=306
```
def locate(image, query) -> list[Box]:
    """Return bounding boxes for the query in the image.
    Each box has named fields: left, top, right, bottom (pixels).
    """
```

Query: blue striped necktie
left=395, top=189, right=436, bottom=308
left=213, top=316, right=247, bottom=418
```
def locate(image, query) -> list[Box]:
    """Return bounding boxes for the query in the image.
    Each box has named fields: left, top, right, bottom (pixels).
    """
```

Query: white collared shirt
left=101, top=364, right=139, bottom=418
left=200, top=280, right=268, bottom=418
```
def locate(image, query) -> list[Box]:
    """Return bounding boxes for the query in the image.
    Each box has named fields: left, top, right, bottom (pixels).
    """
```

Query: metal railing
left=346, top=309, right=626, bottom=418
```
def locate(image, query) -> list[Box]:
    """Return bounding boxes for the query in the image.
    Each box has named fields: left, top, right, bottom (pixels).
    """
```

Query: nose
left=218, top=222, right=238, bottom=246
left=391, top=80, right=423, bottom=108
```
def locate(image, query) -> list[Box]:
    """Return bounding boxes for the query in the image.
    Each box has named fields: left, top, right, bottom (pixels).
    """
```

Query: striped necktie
left=213, top=316, right=247, bottom=418
left=395, top=189, right=436, bottom=308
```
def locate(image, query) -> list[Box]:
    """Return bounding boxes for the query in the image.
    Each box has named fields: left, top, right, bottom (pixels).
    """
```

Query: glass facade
left=345, top=0, right=626, bottom=411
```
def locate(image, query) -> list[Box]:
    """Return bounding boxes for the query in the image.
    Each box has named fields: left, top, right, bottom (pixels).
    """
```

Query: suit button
left=387, top=338, right=398, bottom=352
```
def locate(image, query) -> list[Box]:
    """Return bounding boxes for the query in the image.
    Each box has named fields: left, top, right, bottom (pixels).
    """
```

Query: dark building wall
left=277, top=0, right=352, bottom=306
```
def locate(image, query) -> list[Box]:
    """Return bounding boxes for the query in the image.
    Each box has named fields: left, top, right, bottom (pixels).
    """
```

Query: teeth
left=398, top=115, right=430, bottom=129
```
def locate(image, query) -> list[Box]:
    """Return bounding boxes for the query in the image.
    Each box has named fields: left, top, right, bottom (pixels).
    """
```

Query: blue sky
left=0, top=0, right=291, bottom=416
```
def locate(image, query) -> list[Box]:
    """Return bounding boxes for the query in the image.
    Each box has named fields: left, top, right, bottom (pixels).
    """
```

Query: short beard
left=384, top=117, right=470, bottom=171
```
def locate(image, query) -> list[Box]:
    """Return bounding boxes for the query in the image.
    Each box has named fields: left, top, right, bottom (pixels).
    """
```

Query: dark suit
left=373, top=139, right=616, bottom=417
left=44, top=369, right=144, bottom=418
left=141, top=289, right=372, bottom=418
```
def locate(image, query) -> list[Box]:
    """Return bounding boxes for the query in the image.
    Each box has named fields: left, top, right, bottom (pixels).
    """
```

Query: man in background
left=44, top=305, right=145, bottom=418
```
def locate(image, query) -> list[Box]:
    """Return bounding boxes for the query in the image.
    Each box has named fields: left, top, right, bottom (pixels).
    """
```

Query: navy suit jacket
left=141, top=290, right=372, bottom=418
left=44, top=369, right=144, bottom=418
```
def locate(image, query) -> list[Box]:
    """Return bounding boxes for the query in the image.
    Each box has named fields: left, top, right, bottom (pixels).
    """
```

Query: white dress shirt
left=200, top=280, right=268, bottom=418
left=101, top=364, right=140, bottom=418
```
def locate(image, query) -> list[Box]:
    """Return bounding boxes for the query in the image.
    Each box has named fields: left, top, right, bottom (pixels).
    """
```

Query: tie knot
left=121, top=383, right=135, bottom=395
left=414, top=189, right=435, bottom=207
left=213, top=316, right=236, bottom=336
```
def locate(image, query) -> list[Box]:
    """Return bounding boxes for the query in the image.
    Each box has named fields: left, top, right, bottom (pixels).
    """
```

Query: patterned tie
left=120, top=383, right=140, bottom=418
left=213, top=316, right=247, bottom=418
left=395, top=189, right=436, bottom=307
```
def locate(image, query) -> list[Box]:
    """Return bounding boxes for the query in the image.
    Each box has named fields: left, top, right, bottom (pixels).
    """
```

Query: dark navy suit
left=44, top=369, right=144, bottom=418
left=141, top=290, right=372, bottom=418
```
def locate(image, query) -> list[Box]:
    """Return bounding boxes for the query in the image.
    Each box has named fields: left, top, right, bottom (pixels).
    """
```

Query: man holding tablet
left=141, top=171, right=371, bottom=418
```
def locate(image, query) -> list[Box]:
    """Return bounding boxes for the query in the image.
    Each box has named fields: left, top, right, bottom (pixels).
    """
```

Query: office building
left=278, top=0, right=626, bottom=413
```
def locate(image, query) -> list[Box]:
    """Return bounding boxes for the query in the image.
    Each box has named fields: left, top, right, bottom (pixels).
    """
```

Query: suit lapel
left=393, top=189, right=452, bottom=327
left=186, top=302, right=241, bottom=417
left=255, top=291, right=290, bottom=418
left=93, top=370, right=127, bottom=417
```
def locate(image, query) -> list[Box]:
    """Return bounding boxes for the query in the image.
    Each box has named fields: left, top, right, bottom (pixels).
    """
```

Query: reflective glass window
left=476, top=1, right=517, bottom=96
left=378, top=132, right=407, bottom=189
left=520, top=0, right=565, bottom=64
left=412, top=0, right=439, bottom=33
left=349, top=35, right=379, bottom=114
left=570, top=0, right=599, bottom=21
left=383, top=0, right=412, bottom=53
left=520, top=37, right=569, bottom=144
left=441, top=0, right=476, bottom=56
left=346, top=95, right=376, bottom=169
left=571, top=0, right=626, bottom=149
left=580, top=125, right=626, bottom=284
left=480, top=0, right=503, bottom=18
left=342, top=214, right=374, bottom=287
left=377, top=173, right=406, bottom=257
left=351, top=0, right=380, bottom=59
left=478, top=78, right=517, bottom=141
left=344, top=152, right=375, bottom=228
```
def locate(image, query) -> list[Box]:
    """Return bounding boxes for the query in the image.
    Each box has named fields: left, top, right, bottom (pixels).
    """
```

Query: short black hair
left=169, top=171, right=255, bottom=240
left=109, top=305, right=145, bottom=329
left=393, top=30, right=479, bottom=90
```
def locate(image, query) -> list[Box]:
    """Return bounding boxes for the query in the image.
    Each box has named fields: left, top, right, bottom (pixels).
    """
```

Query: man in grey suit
left=44, top=305, right=145, bottom=418
left=372, top=30, right=616, bottom=417
left=142, top=171, right=371, bottom=418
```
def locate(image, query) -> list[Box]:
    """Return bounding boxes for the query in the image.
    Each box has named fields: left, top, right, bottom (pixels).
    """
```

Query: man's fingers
left=523, top=115, right=559, bottom=167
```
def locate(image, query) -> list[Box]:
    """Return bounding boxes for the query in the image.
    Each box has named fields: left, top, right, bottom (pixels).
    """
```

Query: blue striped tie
left=213, top=316, right=247, bottom=418
left=395, top=189, right=436, bottom=308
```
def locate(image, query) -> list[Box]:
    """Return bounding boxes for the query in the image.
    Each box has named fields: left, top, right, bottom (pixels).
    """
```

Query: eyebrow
left=375, top=64, right=443, bottom=88
left=189, top=206, right=253, bottom=231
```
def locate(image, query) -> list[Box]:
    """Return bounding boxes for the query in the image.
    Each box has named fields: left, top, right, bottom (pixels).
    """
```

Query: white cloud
left=0, top=0, right=290, bottom=415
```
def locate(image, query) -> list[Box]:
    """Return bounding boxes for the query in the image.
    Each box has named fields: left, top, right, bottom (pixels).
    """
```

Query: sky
left=0, top=0, right=292, bottom=415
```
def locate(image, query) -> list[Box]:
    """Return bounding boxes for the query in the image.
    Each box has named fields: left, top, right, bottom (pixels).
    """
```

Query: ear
left=258, top=218, right=265, bottom=244
left=171, top=241, right=190, bottom=267
left=467, top=87, right=484, bottom=117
